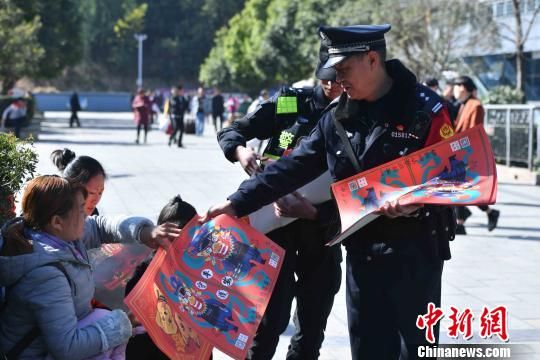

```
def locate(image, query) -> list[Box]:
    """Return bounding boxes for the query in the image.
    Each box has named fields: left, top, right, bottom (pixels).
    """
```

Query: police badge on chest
left=391, top=124, right=412, bottom=139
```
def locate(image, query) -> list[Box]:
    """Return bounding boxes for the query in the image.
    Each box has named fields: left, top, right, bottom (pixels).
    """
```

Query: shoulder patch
left=416, top=84, right=444, bottom=114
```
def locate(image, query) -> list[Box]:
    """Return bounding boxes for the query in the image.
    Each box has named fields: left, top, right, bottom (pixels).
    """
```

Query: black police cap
left=318, top=24, right=391, bottom=68
left=315, top=42, right=337, bottom=81
left=425, top=77, right=439, bottom=88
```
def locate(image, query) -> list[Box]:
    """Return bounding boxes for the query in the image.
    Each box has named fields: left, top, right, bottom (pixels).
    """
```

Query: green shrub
left=0, top=133, right=38, bottom=226
left=483, top=86, right=525, bottom=105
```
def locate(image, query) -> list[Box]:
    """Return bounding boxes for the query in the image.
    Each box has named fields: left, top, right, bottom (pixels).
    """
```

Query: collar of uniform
left=313, top=84, right=330, bottom=110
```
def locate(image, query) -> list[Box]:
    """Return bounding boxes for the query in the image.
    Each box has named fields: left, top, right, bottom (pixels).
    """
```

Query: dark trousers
left=169, top=116, right=184, bottom=146
left=212, top=113, right=224, bottom=131
left=69, top=111, right=80, bottom=127
left=456, top=205, right=488, bottom=220
left=247, top=219, right=342, bottom=360
left=346, top=249, right=443, bottom=360
left=136, top=123, right=148, bottom=142
left=4, top=117, right=24, bottom=138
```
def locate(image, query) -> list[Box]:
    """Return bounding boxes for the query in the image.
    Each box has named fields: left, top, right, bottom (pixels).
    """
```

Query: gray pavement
left=32, top=113, right=540, bottom=359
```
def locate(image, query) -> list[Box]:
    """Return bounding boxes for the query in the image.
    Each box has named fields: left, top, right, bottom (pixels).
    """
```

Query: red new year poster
left=330, top=126, right=497, bottom=245
left=89, top=243, right=153, bottom=310
left=125, top=214, right=285, bottom=359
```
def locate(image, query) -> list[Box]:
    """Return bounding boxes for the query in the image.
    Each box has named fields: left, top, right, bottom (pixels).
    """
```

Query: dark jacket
left=70, top=93, right=81, bottom=112
left=169, top=95, right=189, bottom=118
left=212, top=94, right=225, bottom=116
left=218, top=85, right=331, bottom=163
left=228, top=60, right=456, bottom=260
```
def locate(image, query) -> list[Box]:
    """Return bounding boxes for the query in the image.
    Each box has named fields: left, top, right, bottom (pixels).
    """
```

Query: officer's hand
left=235, top=145, right=261, bottom=175
left=200, top=200, right=237, bottom=223
left=377, top=199, right=423, bottom=219
left=274, top=192, right=317, bottom=220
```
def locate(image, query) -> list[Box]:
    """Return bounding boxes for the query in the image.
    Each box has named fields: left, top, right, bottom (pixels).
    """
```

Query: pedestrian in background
left=70, top=92, right=82, bottom=128
left=1, top=98, right=26, bottom=138
left=452, top=75, right=500, bottom=234
left=192, top=87, right=206, bottom=136
left=168, top=85, right=189, bottom=147
left=212, top=88, right=225, bottom=133
left=225, top=95, right=238, bottom=126
left=132, top=89, right=151, bottom=144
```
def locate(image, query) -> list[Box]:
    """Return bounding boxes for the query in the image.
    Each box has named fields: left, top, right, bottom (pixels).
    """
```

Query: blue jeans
left=196, top=112, right=205, bottom=136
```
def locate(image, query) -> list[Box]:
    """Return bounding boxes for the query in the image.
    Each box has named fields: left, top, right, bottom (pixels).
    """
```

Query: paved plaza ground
left=31, top=113, right=540, bottom=359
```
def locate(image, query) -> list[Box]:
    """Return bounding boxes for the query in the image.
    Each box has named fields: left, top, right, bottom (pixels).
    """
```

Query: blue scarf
left=26, top=229, right=86, bottom=263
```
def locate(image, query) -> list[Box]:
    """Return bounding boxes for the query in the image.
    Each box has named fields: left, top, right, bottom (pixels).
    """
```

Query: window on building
left=505, top=0, right=514, bottom=16
left=494, top=1, right=505, bottom=17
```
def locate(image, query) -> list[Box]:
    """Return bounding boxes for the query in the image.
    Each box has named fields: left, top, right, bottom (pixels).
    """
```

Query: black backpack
left=0, top=262, right=73, bottom=360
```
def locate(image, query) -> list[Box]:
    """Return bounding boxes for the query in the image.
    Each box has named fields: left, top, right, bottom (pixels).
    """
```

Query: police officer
left=205, top=24, right=457, bottom=359
left=216, top=45, right=343, bottom=360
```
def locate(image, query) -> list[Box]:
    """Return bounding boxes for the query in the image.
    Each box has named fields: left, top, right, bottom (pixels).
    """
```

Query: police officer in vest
left=205, top=24, right=457, bottom=359
left=217, top=44, right=343, bottom=360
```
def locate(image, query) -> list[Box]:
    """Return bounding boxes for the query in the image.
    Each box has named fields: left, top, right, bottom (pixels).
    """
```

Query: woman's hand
left=141, top=222, right=182, bottom=249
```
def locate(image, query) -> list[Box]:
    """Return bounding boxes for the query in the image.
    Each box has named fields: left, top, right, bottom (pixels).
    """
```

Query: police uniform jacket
left=228, top=60, right=456, bottom=260
left=217, top=85, right=331, bottom=163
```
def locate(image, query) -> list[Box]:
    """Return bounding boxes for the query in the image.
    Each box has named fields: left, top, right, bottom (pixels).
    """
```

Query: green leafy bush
left=483, top=86, right=525, bottom=105
left=0, top=133, right=38, bottom=226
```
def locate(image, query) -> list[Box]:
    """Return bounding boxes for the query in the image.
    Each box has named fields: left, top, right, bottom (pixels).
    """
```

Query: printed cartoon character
left=154, top=284, right=196, bottom=353
left=175, top=313, right=201, bottom=353
left=438, top=155, right=467, bottom=182
left=170, top=275, right=238, bottom=333
left=155, top=284, right=178, bottom=335
left=188, top=225, right=265, bottom=280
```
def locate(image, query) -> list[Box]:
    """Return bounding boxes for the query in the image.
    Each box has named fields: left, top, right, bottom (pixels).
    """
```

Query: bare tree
left=511, top=0, right=540, bottom=94
left=331, top=0, right=500, bottom=81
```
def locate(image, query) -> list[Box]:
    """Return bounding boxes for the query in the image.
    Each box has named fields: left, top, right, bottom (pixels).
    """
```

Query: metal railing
left=484, top=104, right=540, bottom=170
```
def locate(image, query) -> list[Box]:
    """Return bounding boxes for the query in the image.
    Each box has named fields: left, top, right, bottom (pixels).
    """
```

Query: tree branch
left=522, top=5, right=540, bottom=45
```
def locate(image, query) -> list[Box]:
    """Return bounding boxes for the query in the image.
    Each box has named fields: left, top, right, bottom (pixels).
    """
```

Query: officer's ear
left=366, top=51, right=379, bottom=70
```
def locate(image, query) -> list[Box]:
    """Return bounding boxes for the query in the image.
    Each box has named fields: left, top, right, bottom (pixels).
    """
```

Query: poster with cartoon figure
left=89, top=243, right=153, bottom=309
left=330, top=125, right=497, bottom=245
left=124, top=249, right=213, bottom=359
left=125, top=214, right=285, bottom=359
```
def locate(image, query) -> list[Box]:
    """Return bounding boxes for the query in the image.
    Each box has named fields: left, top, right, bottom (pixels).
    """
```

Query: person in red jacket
left=453, top=76, right=500, bottom=234
left=132, top=89, right=151, bottom=144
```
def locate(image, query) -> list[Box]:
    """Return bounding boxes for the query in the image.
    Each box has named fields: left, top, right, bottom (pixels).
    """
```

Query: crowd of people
left=0, top=21, right=504, bottom=360
left=128, top=86, right=255, bottom=146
